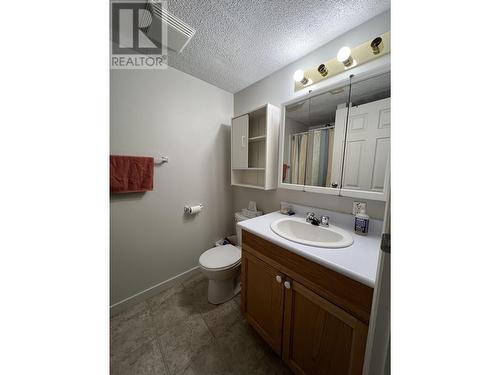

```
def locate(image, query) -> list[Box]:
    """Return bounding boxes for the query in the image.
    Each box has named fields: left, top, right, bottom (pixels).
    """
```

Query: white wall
left=110, top=67, right=234, bottom=305
left=233, top=11, right=390, bottom=219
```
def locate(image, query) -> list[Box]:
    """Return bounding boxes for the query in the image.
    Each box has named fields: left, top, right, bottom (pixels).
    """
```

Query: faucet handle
left=320, top=215, right=330, bottom=226
left=306, top=212, right=316, bottom=222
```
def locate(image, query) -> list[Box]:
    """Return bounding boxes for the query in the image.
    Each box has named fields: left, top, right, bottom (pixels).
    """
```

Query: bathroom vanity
left=238, top=208, right=381, bottom=375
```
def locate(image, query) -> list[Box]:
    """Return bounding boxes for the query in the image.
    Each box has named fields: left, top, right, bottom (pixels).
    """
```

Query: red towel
left=110, top=155, right=154, bottom=193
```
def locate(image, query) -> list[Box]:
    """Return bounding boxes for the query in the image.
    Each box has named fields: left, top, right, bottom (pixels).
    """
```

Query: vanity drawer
left=242, top=230, right=373, bottom=323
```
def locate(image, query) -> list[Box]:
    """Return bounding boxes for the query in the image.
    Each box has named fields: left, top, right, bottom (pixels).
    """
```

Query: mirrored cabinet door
left=282, top=98, right=309, bottom=185
left=341, top=71, right=390, bottom=196
left=282, top=84, right=350, bottom=190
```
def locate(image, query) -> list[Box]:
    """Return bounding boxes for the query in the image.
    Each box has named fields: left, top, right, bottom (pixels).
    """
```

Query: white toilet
left=198, top=212, right=248, bottom=304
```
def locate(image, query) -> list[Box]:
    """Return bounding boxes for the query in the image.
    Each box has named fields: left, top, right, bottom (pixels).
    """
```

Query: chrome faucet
left=306, top=212, right=330, bottom=227
left=306, top=212, right=318, bottom=224
left=320, top=215, right=330, bottom=227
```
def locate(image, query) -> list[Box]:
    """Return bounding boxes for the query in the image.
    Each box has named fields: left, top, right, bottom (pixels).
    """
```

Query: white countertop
left=237, top=204, right=382, bottom=287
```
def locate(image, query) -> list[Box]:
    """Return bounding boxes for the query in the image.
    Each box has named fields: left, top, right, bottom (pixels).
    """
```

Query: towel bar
left=154, top=156, right=168, bottom=164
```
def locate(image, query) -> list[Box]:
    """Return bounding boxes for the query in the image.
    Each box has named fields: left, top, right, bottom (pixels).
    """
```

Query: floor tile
left=112, top=272, right=291, bottom=375
left=110, top=301, right=156, bottom=361
left=232, top=293, right=241, bottom=307
left=148, top=284, right=199, bottom=336
left=178, top=338, right=291, bottom=375
left=178, top=341, right=231, bottom=375
left=200, top=299, right=240, bottom=338
left=215, top=320, right=269, bottom=373
left=259, top=346, right=294, bottom=375
left=147, top=284, right=187, bottom=312
left=157, top=313, right=215, bottom=374
left=181, top=272, right=205, bottom=288
left=181, top=273, right=215, bottom=314
left=111, top=339, right=167, bottom=375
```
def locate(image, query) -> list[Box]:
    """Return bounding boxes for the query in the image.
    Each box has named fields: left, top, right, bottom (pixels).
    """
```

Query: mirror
left=282, top=98, right=309, bottom=185
left=282, top=84, right=350, bottom=188
left=342, top=71, right=390, bottom=193
left=280, top=69, right=390, bottom=200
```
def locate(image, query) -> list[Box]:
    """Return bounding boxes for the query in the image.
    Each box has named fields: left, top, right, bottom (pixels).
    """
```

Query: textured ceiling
left=166, top=0, right=390, bottom=93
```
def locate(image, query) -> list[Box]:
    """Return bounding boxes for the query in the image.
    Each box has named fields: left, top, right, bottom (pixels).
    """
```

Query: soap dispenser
left=354, top=207, right=370, bottom=235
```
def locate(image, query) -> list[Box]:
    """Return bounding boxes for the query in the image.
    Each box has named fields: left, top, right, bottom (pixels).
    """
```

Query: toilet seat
left=199, top=244, right=241, bottom=271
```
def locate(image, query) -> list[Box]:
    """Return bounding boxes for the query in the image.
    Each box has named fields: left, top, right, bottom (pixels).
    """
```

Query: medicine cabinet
left=231, top=103, right=280, bottom=190
left=279, top=69, right=390, bottom=201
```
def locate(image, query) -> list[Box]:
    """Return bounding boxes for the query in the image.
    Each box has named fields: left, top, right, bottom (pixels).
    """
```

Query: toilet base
left=207, top=274, right=240, bottom=305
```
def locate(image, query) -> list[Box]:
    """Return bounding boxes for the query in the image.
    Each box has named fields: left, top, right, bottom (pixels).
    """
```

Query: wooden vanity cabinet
left=241, top=230, right=373, bottom=375
left=241, top=251, right=285, bottom=354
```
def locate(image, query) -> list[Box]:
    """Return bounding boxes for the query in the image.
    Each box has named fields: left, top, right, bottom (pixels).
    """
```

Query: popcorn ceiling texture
left=166, top=0, right=390, bottom=93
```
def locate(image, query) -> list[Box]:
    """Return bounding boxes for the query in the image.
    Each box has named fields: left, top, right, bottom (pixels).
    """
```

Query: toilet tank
left=234, top=212, right=250, bottom=247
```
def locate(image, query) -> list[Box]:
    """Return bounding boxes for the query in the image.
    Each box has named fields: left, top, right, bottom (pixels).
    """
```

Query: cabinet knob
left=275, top=275, right=282, bottom=283
left=284, top=281, right=291, bottom=289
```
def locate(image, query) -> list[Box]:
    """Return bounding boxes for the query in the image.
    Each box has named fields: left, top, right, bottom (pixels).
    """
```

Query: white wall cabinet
left=231, top=103, right=280, bottom=190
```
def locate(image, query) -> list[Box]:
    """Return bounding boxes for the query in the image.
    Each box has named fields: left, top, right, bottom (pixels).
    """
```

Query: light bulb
left=337, top=46, right=353, bottom=67
left=293, top=70, right=304, bottom=82
left=293, top=69, right=309, bottom=85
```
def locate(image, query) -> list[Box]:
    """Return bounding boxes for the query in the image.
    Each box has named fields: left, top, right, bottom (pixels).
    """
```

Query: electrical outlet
left=353, top=202, right=367, bottom=215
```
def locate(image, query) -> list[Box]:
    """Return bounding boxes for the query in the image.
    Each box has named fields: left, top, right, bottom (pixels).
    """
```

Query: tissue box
left=242, top=208, right=263, bottom=218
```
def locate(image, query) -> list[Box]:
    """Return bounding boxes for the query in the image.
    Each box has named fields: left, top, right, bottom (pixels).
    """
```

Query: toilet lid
left=199, top=244, right=241, bottom=270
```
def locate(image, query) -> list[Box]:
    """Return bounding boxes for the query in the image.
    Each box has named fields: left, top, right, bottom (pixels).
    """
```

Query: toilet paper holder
left=184, top=204, right=204, bottom=215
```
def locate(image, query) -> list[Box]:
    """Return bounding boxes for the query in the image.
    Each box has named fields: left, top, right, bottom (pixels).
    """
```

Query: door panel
left=241, top=251, right=284, bottom=354
left=283, top=281, right=368, bottom=375
left=232, top=114, right=249, bottom=169
left=378, top=108, right=390, bottom=129
left=371, top=137, right=390, bottom=191
left=343, top=140, right=365, bottom=189
left=349, top=113, right=368, bottom=131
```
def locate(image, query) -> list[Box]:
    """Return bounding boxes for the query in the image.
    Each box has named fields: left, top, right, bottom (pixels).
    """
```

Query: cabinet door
left=231, top=114, right=249, bottom=169
left=342, top=97, right=390, bottom=192
left=283, top=280, right=368, bottom=375
left=241, top=251, right=285, bottom=354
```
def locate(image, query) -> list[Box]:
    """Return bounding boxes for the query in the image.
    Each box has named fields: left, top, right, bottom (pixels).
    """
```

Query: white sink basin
left=270, top=217, right=353, bottom=248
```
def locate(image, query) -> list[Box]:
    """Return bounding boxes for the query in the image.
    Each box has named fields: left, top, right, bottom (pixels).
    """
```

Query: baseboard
left=110, top=266, right=201, bottom=317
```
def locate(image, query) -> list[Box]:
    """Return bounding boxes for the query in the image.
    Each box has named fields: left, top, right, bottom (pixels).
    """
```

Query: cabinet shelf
left=233, top=167, right=265, bottom=171
left=248, top=135, right=266, bottom=142
left=231, top=183, right=266, bottom=190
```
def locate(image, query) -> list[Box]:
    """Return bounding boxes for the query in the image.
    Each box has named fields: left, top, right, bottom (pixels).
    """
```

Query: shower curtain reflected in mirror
left=290, top=132, right=308, bottom=184
left=305, top=127, right=334, bottom=187
left=283, top=83, right=349, bottom=189
left=289, top=127, right=335, bottom=187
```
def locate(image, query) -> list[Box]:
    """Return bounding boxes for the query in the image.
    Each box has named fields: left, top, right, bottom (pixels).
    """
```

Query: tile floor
left=111, top=272, right=292, bottom=375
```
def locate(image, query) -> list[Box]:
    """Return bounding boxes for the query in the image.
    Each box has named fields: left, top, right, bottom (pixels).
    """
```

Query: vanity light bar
left=293, top=31, right=391, bottom=92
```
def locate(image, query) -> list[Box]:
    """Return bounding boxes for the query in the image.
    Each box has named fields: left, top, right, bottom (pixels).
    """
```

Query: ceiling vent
left=140, top=1, right=196, bottom=53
